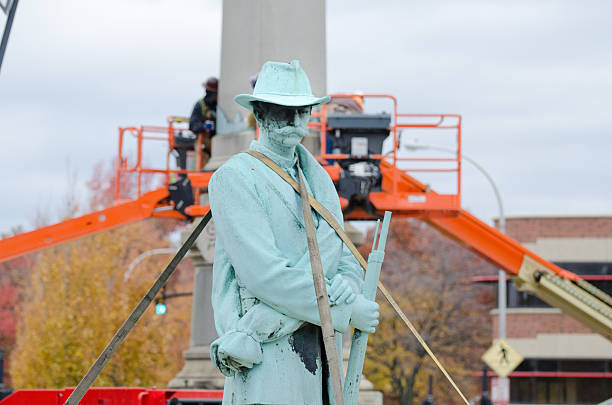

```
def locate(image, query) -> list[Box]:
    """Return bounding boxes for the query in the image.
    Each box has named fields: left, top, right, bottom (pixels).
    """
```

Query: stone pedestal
left=301, top=130, right=321, bottom=156
left=168, top=226, right=225, bottom=389
left=168, top=344, right=224, bottom=389
left=356, top=379, right=384, bottom=405
left=341, top=335, right=383, bottom=405
left=344, top=221, right=365, bottom=247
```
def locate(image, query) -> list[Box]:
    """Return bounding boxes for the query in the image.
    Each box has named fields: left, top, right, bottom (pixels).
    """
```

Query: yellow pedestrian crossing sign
left=481, top=339, right=524, bottom=378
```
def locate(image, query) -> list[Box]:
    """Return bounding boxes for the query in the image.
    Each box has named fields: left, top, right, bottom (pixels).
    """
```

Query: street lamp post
left=403, top=142, right=507, bottom=339
left=404, top=141, right=510, bottom=403
left=124, top=248, right=177, bottom=281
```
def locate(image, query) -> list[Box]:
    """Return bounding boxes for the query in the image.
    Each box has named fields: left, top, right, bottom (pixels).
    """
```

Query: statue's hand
left=349, top=295, right=379, bottom=333
left=327, top=274, right=356, bottom=305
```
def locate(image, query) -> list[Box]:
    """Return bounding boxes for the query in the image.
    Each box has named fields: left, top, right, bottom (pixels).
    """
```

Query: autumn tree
left=0, top=258, right=24, bottom=387
left=361, top=218, right=495, bottom=405
left=9, top=160, right=193, bottom=388
left=0, top=228, right=39, bottom=387
left=1, top=160, right=91, bottom=385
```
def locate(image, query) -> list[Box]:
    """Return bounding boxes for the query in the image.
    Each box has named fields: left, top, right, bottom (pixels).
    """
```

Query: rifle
left=344, top=211, right=391, bottom=405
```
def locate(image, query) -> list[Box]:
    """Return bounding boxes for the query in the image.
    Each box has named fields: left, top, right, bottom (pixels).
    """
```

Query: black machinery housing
left=326, top=113, right=391, bottom=214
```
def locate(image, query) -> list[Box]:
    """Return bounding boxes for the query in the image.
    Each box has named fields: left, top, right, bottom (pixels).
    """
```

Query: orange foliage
left=0, top=232, right=38, bottom=386
left=9, top=160, right=193, bottom=388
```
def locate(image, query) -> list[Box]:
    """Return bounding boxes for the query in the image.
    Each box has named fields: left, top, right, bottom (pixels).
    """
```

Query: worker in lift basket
left=189, top=76, right=218, bottom=168
left=208, top=60, right=379, bottom=405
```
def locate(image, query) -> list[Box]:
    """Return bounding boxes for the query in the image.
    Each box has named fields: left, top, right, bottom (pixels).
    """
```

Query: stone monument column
left=173, top=0, right=327, bottom=386
left=208, top=0, right=328, bottom=170
left=217, top=0, right=327, bottom=135
left=168, top=222, right=225, bottom=389
left=170, top=1, right=383, bottom=401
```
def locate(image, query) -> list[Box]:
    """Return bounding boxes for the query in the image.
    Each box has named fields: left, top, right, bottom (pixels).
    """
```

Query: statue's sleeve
left=209, top=163, right=352, bottom=333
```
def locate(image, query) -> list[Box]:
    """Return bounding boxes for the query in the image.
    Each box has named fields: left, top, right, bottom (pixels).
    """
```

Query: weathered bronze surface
left=209, top=60, right=379, bottom=405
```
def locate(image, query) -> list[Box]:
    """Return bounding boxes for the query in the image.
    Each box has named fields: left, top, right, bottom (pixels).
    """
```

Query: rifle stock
left=344, top=211, right=391, bottom=405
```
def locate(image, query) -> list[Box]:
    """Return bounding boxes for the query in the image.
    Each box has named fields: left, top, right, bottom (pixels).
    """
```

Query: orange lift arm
left=0, top=188, right=183, bottom=263
left=0, top=121, right=215, bottom=263
left=372, top=160, right=573, bottom=279
left=429, top=210, right=612, bottom=341
left=1, top=95, right=609, bottom=340
left=370, top=161, right=612, bottom=340
left=315, top=94, right=611, bottom=339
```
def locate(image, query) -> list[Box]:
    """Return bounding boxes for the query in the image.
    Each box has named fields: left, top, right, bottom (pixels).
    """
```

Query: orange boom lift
left=0, top=94, right=610, bottom=339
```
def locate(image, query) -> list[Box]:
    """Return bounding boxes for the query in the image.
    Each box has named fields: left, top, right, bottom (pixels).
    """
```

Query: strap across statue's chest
left=256, top=161, right=320, bottom=229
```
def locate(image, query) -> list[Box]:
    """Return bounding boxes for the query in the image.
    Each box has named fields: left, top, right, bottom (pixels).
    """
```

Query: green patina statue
left=208, top=60, right=379, bottom=405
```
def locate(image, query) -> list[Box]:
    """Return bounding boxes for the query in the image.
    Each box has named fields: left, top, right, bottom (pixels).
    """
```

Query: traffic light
left=153, top=290, right=193, bottom=315
left=155, top=298, right=167, bottom=315
left=423, top=374, right=433, bottom=405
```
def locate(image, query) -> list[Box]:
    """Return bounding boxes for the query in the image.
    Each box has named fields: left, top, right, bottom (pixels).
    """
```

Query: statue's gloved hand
left=327, top=274, right=357, bottom=306
left=349, top=294, right=379, bottom=333
left=210, top=331, right=263, bottom=376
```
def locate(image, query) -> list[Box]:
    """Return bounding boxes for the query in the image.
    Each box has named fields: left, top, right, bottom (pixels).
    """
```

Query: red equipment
left=0, top=387, right=222, bottom=405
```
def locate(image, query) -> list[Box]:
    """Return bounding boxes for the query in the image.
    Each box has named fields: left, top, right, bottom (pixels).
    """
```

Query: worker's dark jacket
left=189, top=98, right=217, bottom=135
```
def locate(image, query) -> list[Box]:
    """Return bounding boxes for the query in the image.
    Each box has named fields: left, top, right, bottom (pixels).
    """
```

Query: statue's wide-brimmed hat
left=235, top=60, right=330, bottom=110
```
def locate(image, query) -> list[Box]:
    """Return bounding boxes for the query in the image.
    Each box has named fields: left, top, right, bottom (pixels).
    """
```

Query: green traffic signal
left=155, top=300, right=167, bottom=315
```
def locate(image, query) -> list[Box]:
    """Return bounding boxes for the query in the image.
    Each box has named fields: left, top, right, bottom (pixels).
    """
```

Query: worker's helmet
left=203, top=77, right=218, bottom=92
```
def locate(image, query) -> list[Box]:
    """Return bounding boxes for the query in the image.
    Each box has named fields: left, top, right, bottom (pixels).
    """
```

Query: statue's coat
left=209, top=140, right=362, bottom=405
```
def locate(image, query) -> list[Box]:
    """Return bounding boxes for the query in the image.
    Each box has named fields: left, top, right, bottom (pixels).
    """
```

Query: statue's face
left=253, top=102, right=312, bottom=147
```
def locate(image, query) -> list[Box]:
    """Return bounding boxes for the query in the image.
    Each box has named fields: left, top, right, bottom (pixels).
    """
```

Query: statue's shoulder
left=209, top=152, right=258, bottom=187
left=220, top=152, right=254, bottom=171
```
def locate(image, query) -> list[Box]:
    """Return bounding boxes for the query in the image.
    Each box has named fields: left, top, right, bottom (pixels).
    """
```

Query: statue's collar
left=249, top=140, right=298, bottom=170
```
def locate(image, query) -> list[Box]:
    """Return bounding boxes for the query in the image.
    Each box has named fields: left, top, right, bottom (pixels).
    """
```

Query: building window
left=510, top=359, right=611, bottom=404
left=555, top=262, right=610, bottom=277
left=514, top=359, right=610, bottom=373
left=510, top=377, right=611, bottom=404
left=507, top=281, right=549, bottom=308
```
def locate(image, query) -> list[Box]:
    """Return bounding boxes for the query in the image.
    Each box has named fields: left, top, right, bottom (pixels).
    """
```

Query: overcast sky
left=1, top=0, right=611, bottom=236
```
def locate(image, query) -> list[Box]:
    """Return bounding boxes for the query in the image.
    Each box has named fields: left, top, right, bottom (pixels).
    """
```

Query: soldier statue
left=208, top=60, right=379, bottom=405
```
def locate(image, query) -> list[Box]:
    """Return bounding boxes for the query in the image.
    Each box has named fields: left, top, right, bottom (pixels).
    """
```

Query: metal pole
left=0, top=0, right=18, bottom=74
left=480, top=365, right=492, bottom=405
left=403, top=142, right=507, bottom=340
left=0, top=347, right=4, bottom=385
left=482, top=366, right=487, bottom=396
left=0, top=346, right=12, bottom=400
left=497, top=236, right=506, bottom=340
left=124, top=248, right=177, bottom=281
left=423, top=374, right=434, bottom=405
left=460, top=148, right=507, bottom=341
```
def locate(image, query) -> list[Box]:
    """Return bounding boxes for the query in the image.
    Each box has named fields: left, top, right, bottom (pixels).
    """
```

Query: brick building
left=484, top=216, right=612, bottom=404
